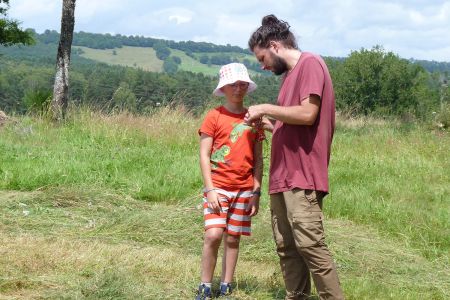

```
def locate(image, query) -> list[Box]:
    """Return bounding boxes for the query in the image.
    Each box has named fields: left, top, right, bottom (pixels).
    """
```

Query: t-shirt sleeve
left=299, top=56, right=325, bottom=103
left=198, top=110, right=217, bottom=137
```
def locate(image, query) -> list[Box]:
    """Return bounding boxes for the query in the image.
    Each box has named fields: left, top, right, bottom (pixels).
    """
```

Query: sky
left=7, top=0, right=450, bottom=62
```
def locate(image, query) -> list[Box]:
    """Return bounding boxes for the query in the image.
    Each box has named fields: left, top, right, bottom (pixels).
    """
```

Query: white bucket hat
left=213, top=63, right=257, bottom=96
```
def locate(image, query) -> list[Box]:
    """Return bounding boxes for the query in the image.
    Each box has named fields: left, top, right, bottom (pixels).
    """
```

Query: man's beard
left=270, top=52, right=289, bottom=75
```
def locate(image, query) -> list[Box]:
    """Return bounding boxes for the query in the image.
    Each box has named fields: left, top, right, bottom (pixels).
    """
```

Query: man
left=245, top=14, right=345, bottom=300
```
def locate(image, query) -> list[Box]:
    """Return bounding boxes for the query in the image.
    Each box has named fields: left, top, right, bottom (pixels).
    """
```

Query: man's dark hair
left=248, top=14, right=298, bottom=51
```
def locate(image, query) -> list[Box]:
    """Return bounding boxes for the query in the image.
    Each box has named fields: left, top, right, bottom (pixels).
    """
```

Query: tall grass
left=0, top=108, right=448, bottom=299
left=0, top=106, right=201, bottom=202
left=330, top=115, right=449, bottom=259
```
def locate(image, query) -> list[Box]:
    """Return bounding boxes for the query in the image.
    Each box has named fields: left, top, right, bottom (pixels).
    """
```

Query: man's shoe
left=195, top=283, right=212, bottom=300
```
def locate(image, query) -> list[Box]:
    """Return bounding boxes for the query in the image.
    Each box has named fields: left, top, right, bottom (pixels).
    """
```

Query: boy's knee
left=225, top=234, right=240, bottom=248
left=204, top=229, right=223, bottom=246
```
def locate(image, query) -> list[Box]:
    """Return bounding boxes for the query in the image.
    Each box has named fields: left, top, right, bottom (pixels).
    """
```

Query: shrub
left=23, top=89, right=52, bottom=114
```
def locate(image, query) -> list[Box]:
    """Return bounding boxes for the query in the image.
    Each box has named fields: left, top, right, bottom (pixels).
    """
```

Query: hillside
left=33, top=30, right=264, bottom=76
left=76, top=46, right=233, bottom=76
left=37, top=29, right=450, bottom=74
left=1, top=30, right=448, bottom=124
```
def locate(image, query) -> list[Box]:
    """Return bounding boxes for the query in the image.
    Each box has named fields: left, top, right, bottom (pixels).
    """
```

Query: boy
left=196, top=63, right=264, bottom=299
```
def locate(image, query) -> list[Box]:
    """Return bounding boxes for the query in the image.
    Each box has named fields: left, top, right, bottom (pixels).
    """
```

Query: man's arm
left=245, top=95, right=321, bottom=126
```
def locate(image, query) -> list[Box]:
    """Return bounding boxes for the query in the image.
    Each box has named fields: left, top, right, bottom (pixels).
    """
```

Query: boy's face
left=221, top=81, right=249, bottom=103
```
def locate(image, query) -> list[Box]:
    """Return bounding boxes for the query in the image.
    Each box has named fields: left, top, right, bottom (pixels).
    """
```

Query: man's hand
left=245, top=104, right=266, bottom=125
left=246, top=196, right=260, bottom=217
left=206, top=191, right=221, bottom=214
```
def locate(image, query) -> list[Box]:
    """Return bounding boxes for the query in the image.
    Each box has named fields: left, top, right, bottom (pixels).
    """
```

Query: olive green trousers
left=270, top=189, right=344, bottom=300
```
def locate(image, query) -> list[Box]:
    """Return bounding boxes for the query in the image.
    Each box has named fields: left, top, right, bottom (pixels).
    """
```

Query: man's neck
left=285, top=49, right=302, bottom=71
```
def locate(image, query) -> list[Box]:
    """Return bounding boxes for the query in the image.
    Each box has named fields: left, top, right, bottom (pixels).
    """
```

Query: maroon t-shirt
left=269, top=52, right=335, bottom=194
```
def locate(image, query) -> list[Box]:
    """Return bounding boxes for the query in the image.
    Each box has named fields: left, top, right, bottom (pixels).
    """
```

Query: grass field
left=0, top=108, right=449, bottom=299
left=77, top=46, right=164, bottom=72
left=76, top=46, right=259, bottom=76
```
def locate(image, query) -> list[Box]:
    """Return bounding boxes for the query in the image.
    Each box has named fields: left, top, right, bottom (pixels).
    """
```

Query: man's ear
left=269, top=40, right=280, bottom=52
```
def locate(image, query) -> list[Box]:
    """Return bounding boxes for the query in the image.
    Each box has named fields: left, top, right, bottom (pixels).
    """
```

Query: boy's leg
left=201, top=227, right=225, bottom=282
left=221, top=232, right=241, bottom=283
left=218, top=189, right=251, bottom=289
left=200, top=190, right=230, bottom=283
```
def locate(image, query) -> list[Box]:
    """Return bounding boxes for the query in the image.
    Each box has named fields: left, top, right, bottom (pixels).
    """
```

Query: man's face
left=253, top=45, right=288, bottom=75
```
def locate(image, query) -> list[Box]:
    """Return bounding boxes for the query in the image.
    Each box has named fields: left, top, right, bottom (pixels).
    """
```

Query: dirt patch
left=0, top=110, right=7, bottom=126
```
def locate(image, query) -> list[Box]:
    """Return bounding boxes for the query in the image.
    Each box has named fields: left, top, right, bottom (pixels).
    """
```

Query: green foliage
left=0, top=33, right=447, bottom=120
left=111, top=82, right=137, bottom=112
left=171, top=55, right=181, bottom=65
left=153, top=41, right=171, bottom=60
left=23, top=89, right=52, bottom=114
left=210, top=53, right=232, bottom=65
left=435, top=102, right=450, bottom=129
left=162, top=57, right=179, bottom=74
left=0, top=50, right=280, bottom=115
left=199, top=54, right=209, bottom=64
left=0, top=0, right=34, bottom=46
left=331, top=46, right=439, bottom=117
left=412, top=58, right=450, bottom=73
left=35, top=30, right=249, bottom=54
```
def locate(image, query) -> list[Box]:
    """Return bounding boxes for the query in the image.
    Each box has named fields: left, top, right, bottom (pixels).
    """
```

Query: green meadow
left=76, top=46, right=258, bottom=76
left=77, top=46, right=164, bottom=73
left=0, top=108, right=448, bottom=299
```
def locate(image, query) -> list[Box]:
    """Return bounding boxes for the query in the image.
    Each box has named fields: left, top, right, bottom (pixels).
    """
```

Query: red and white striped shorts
left=203, top=188, right=253, bottom=236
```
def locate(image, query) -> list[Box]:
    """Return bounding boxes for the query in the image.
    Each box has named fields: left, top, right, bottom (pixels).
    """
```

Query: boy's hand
left=261, top=117, right=274, bottom=132
left=206, top=191, right=222, bottom=214
left=246, top=196, right=260, bottom=217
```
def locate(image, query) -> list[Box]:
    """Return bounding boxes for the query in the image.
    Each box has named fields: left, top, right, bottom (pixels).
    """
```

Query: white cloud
left=168, top=15, right=192, bottom=25
left=6, top=0, right=450, bottom=61
left=9, top=0, right=59, bottom=18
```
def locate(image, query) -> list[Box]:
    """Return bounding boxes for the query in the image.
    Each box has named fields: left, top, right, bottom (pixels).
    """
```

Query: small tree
left=51, top=0, right=76, bottom=121
left=163, top=57, right=179, bottom=74
left=0, top=0, right=34, bottom=46
left=332, top=45, right=433, bottom=116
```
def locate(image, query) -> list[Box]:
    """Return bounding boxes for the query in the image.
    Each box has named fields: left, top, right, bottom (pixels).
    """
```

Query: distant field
left=76, top=46, right=259, bottom=76
left=77, top=46, right=164, bottom=72
left=170, top=48, right=220, bottom=76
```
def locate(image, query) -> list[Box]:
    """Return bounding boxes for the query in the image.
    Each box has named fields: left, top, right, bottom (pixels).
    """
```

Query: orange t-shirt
left=199, top=106, right=265, bottom=189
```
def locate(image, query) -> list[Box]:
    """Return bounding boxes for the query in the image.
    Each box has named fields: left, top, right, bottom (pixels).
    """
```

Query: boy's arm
left=199, top=133, right=221, bottom=213
left=248, top=140, right=263, bottom=217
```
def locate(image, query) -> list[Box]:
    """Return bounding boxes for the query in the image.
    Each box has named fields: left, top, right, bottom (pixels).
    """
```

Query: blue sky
left=8, top=0, right=450, bottom=62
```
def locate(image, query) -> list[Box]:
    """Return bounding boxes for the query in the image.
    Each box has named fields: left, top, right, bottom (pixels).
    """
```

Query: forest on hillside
left=0, top=30, right=449, bottom=122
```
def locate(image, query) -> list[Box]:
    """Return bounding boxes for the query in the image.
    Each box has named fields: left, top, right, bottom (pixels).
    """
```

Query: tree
left=112, top=82, right=137, bottom=112
left=331, top=46, right=435, bottom=117
left=0, top=0, right=34, bottom=46
left=51, top=0, right=76, bottom=121
left=163, top=57, right=179, bottom=74
left=199, top=54, right=209, bottom=64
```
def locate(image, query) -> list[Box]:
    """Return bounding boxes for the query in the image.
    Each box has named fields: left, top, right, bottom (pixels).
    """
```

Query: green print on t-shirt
left=210, top=145, right=231, bottom=169
left=230, top=122, right=254, bottom=143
